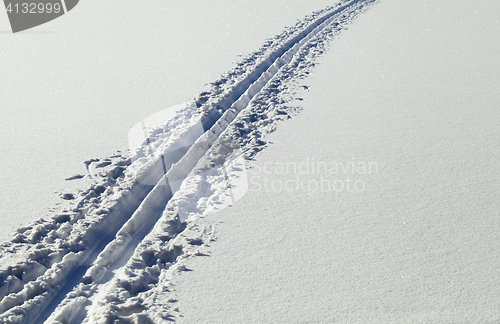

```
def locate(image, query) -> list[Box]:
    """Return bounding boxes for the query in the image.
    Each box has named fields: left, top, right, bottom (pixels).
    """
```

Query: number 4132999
left=6, top=2, right=62, bottom=14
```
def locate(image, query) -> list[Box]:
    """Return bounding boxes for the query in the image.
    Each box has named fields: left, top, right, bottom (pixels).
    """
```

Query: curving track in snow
left=0, top=1, right=376, bottom=322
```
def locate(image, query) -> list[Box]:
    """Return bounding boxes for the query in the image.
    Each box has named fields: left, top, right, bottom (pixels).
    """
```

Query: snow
left=0, top=0, right=338, bottom=242
left=1, top=0, right=500, bottom=322
left=169, top=0, right=500, bottom=322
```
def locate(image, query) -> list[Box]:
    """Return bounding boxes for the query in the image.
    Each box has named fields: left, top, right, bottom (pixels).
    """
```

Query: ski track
left=0, top=1, right=376, bottom=323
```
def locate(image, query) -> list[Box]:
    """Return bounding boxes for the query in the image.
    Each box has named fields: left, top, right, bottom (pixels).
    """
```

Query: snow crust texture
left=0, top=1, right=376, bottom=322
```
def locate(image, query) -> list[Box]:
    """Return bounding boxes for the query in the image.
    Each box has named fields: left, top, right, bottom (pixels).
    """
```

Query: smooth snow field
left=172, top=0, right=500, bottom=323
left=1, top=0, right=500, bottom=323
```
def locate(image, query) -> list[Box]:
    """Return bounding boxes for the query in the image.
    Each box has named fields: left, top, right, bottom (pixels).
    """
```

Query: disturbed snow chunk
left=110, top=166, right=125, bottom=179
left=174, top=264, right=189, bottom=272
left=96, top=161, right=112, bottom=168
left=51, top=214, right=71, bottom=223
left=117, top=159, right=132, bottom=167
left=92, top=185, right=106, bottom=195
left=65, top=174, right=84, bottom=181
left=61, top=193, right=75, bottom=200
left=16, top=226, right=32, bottom=234
left=186, top=238, right=203, bottom=246
left=20, top=261, right=47, bottom=282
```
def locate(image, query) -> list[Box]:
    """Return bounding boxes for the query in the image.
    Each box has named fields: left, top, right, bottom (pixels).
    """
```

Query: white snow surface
left=0, top=0, right=339, bottom=242
left=170, top=0, right=500, bottom=323
left=1, top=0, right=499, bottom=323
left=0, top=1, right=382, bottom=322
